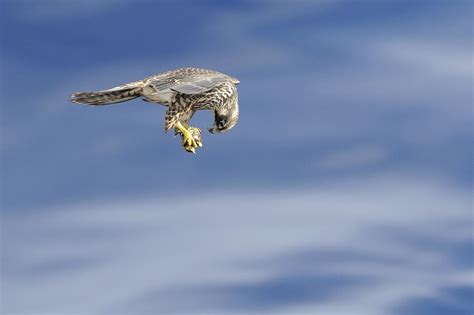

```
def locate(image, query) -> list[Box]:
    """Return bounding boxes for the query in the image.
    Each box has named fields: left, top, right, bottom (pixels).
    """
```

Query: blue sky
left=1, top=0, right=472, bottom=314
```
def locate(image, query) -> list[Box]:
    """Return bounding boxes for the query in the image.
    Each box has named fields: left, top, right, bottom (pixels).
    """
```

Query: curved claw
left=189, top=127, right=203, bottom=148
left=174, top=122, right=203, bottom=153
left=186, top=147, right=196, bottom=154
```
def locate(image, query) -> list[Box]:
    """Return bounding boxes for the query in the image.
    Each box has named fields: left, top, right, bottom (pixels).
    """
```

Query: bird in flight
left=70, top=68, right=240, bottom=153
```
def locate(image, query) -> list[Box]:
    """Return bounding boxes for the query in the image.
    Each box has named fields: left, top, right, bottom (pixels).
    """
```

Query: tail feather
left=70, top=85, right=143, bottom=105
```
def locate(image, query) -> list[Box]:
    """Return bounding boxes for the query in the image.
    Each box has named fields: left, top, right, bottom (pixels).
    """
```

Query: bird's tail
left=70, top=82, right=143, bottom=105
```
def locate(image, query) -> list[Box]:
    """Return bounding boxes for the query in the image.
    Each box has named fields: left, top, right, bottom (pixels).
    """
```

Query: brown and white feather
left=70, top=67, right=239, bottom=132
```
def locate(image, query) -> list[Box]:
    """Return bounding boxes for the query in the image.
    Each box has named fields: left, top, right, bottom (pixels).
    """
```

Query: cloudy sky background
left=1, top=0, right=472, bottom=314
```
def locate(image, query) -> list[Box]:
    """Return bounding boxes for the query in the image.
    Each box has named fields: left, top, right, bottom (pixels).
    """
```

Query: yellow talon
left=189, top=127, right=203, bottom=147
left=175, top=122, right=201, bottom=153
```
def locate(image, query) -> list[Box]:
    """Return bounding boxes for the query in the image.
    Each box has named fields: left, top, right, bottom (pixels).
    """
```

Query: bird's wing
left=148, top=73, right=232, bottom=94
left=169, top=74, right=231, bottom=95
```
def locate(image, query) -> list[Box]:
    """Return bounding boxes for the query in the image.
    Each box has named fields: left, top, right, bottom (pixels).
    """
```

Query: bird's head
left=208, top=94, right=239, bottom=134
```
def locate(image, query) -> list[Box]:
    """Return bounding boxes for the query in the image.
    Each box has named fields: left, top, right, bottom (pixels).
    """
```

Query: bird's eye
left=218, top=120, right=226, bottom=129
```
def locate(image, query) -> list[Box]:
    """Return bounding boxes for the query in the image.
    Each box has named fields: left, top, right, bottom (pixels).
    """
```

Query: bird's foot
left=174, top=122, right=202, bottom=154
left=188, top=127, right=203, bottom=147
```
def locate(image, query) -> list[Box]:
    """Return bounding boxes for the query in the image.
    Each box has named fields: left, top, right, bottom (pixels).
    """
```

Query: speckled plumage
left=70, top=68, right=240, bottom=153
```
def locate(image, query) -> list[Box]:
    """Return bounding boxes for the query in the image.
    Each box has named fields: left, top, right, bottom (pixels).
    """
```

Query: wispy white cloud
left=3, top=175, right=471, bottom=314
left=373, top=38, right=473, bottom=78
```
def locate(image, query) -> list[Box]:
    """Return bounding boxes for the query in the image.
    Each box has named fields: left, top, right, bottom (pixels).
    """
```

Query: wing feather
left=170, top=75, right=230, bottom=94
left=147, top=73, right=230, bottom=95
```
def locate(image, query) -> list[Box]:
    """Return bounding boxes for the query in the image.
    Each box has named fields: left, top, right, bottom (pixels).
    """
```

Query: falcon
left=70, top=68, right=240, bottom=153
